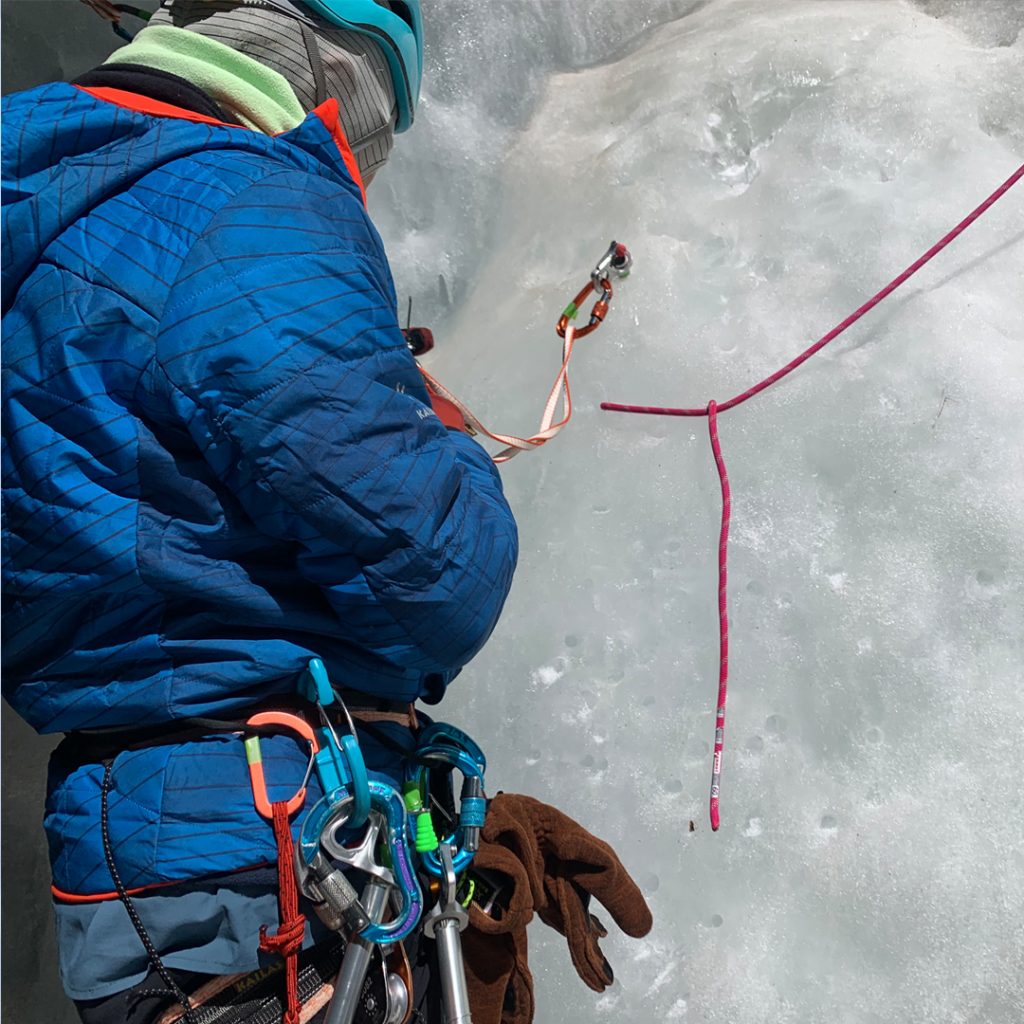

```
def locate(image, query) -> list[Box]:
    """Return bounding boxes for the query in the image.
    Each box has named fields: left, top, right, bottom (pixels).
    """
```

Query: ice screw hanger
left=558, top=240, right=633, bottom=339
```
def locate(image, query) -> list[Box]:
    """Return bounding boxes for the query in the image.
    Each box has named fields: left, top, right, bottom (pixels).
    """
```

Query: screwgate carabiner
left=557, top=240, right=633, bottom=340
left=297, top=780, right=423, bottom=944
left=406, top=722, right=488, bottom=878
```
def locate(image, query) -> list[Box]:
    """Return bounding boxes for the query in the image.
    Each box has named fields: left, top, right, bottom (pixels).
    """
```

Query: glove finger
left=480, top=796, right=552, bottom=909
left=496, top=793, right=651, bottom=939
left=565, top=854, right=653, bottom=939
left=462, top=931, right=519, bottom=1024
left=470, top=845, right=536, bottom=935
left=551, top=876, right=614, bottom=992
left=502, top=940, right=535, bottom=1024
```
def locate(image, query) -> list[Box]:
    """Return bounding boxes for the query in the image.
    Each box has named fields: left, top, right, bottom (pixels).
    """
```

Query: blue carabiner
left=406, top=723, right=488, bottom=878
left=300, top=658, right=370, bottom=826
left=418, top=722, right=486, bottom=774
left=298, top=779, right=422, bottom=943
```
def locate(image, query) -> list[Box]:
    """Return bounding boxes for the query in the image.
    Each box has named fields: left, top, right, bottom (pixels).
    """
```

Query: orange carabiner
left=556, top=277, right=613, bottom=340
left=244, top=711, right=320, bottom=819
left=556, top=241, right=632, bottom=340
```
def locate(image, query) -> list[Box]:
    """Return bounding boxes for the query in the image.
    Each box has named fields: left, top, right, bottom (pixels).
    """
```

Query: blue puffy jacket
left=1, top=83, right=517, bottom=897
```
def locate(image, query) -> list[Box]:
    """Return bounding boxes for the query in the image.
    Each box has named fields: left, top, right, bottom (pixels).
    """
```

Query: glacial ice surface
left=1, top=1, right=1023, bottom=1022
left=375, top=2, right=1024, bottom=1022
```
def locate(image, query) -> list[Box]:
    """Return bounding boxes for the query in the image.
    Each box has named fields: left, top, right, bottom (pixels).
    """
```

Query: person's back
left=3, top=2, right=518, bottom=1018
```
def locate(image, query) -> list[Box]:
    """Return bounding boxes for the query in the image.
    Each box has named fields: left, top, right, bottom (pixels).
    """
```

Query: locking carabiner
left=405, top=722, right=488, bottom=878
left=299, top=658, right=370, bottom=826
left=556, top=240, right=633, bottom=340
left=297, top=780, right=423, bottom=944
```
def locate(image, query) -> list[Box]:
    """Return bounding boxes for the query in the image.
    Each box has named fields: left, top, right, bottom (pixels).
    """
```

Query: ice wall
left=3, top=1, right=1023, bottom=1022
left=378, top=2, right=1024, bottom=1022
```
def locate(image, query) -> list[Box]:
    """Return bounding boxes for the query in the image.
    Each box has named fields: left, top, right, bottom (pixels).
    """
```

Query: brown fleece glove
left=462, top=792, right=653, bottom=1024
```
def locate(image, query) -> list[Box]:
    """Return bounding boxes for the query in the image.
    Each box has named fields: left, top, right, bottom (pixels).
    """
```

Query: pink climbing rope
left=602, top=162, right=1024, bottom=829
left=707, top=401, right=730, bottom=831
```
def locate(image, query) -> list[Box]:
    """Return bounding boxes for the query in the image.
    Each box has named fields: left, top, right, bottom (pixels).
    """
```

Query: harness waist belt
left=62, top=694, right=417, bottom=765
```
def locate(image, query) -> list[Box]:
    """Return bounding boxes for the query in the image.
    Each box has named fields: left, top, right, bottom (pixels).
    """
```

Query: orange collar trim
left=74, top=86, right=367, bottom=207
left=74, top=84, right=238, bottom=128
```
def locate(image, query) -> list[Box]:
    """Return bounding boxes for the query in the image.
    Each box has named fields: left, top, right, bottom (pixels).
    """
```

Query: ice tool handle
left=299, top=658, right=370, bottom=827
left=407, top=723, right=487, bottom=878
left=297, top=781, right=424, bottom=944
left=422, top=842, right=473, bottom=1024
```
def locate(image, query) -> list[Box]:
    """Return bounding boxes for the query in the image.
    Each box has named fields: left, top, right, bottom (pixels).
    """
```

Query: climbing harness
left=240, top=660, right=413, bottom=1024
left=149, top=934, right=416, bottom=1024
left=602, top=161, right=1024, bottom=830
left=233, top=658, right=492, bottom=1024
left=417, top=241, right=633, bottom=462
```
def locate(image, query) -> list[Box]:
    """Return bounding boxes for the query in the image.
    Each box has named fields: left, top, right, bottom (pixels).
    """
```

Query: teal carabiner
left=406, top=722, right=488, bottom=878
left=299, top=658, right=370, bottom=826
left=297, top=781, right=423, bottom=943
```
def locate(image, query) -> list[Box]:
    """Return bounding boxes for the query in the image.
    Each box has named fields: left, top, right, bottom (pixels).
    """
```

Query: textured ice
left=3, top=1, right=1024, bottom=1022
left=377, top=2, right=1024, bottom=1022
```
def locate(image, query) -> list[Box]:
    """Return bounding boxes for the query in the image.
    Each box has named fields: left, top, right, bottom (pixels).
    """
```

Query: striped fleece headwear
left=149, top=0, right=397, bottom=181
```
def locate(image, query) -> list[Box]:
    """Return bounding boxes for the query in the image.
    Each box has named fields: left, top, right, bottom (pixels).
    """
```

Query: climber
left=1, top=2, right=650, bottom=1020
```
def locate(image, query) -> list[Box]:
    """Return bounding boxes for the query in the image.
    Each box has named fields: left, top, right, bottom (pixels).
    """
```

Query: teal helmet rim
left=299, top=0, right=423, bottom=133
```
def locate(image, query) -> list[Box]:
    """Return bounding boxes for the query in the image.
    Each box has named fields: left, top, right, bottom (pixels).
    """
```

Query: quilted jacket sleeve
left=155, top=168, right=518, bottom=695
